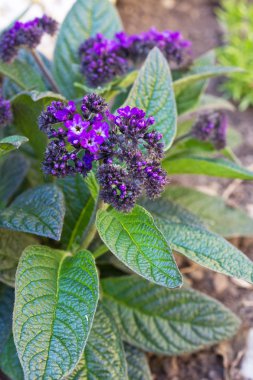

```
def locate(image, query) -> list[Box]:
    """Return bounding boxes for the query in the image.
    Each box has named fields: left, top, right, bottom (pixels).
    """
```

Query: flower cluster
left=191, top=111, right=227, bottom=150
left=97, top=106, right=167, bottom=211
left=39, top=94, right=108, bottom=177
left=79, top=33, right=129, bottom=87
left=39, top=94, right=167, bottom=212
left=0, top=15, right=58, bottom=63
left=79, top=28, right=191, bottom=87
left=0, top=92, right=13, bottom=128
left=116, top=28, right=191, bottom=65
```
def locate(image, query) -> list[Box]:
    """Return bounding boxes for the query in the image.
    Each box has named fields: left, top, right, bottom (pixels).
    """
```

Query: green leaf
left=174, top=65, right=241, bottom=96
left=163, top=155, right=253, bottom=179
left=0, top=184, right=65, bottom=240
left=13, top=246, right=99, bottom=380
left=0, top=154, right=29, bottom=208
left=57, top=175, right=95, bottom=250
left=102, top=275, right=240, bottom=354
left=75, top=70, right=138, bottom=101
left=0, top=283, right=14, bottom=353
left=124, top=343, right=152, bottom=380
left=0, top=334, right=24, bottom=380
left=53, top=0, right=122, bottom=98
left=96, top=205, right=182, bottom=288
left=0, top=229, right=37, bottom=287
left=68, top=303, right=128, bottom=380
left=0, top=136, right=28, bottom=158
left=163, top=186, right=253, bottom=237
left=144, top=197, right=253, bottom=283
left=175, top=51, right=215, bottom=115
left=125, top=47, right=177, bottom=150
left=0, top=60, right=46, bottom=91
left=11, top=92, right=64, bottom=159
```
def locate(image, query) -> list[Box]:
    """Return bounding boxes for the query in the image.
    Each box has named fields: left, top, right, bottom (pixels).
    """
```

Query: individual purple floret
left=191, top=111, right=227, bottom=150
left=78, top=33, right=129, bottom=87
left=0, top=15, right=58, bottom=63
left=0, top=93, right=13, bottom=127
left=97, top=105, right=167, bottom=211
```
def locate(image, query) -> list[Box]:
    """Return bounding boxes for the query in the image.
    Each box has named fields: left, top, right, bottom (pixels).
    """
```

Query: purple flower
left=92, top=120, right=109, bottom=143
left=81, top=131, right=101, bottom=153
left=97, top=105, right=167, bottom=211
left=81, top=93, right=108, bottom=119
left=65, top=114, right=89, bottom=143
left=54, top=101, right=76, bottom=121
left=0, top=93, right=13, bottom=127
left=115, top=28, right=191, bottom=65
left=0, top=15, right=58, bottom=63
left=38, top=100, right=76, bottom=138
left=78, top=33, right=129, bottom=87
left=39, top=93, right=111, bottom=178
left=191, top=111, right=227, bottom=150
left=39, top=96, right=167, bottom=212
left=97, top=164, right=142, bottom=212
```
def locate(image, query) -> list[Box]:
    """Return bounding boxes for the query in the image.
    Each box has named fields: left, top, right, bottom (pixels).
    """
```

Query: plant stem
left=173, top=132, right=192, bottom=145
left=81, top=199, right=105, bottom=250
left=31, top=50, right=60, bottom=93
left=93, top=244, right=109, bottom=259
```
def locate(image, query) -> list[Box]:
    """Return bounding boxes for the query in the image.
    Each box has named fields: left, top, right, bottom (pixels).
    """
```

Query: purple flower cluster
left=39, top=94, right=108, bottom=177
left=191, top=111, right=227, bottom=150
left=79, top=28, right=191, bottom=87
left=97, top=106, right=167, bottom=212
left=0, top=92, right=12, bottom=127
left=0, top=15, right=58, bottom=62
left=116, top=28, right=191, bottom=65
left=79, top=33, right=129, bottom=87
left=39, top=94, right=167, bottom=212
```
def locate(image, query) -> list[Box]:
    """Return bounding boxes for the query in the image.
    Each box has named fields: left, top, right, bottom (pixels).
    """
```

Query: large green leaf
left=0, top=284, right=14, bottom=353
left=163, top=186, right=253, bottom=237
left=163, top=155, right=253, bottom=179
left=0, top=334, right=23, bottom=380
left=102, top=276, right=240, bottom=354
left=0, top=136, right=28, bottom=158
left=0, top=60, right=46, bottom=91
left=57, top=175, right=95, bottom=250
left=53, top=0, right=122, bottom=98
left=124, top=343, right=152, bottom=380
left=11, top=92, right=64, bottom=159
left=125, top=47, right=177, bottom=150
left=68, top=303, right=127, bottom=380
left=0, top=184, right=65, bottom=240
left=144, top=197, right=253, bottom=283
left=96, top=205, right=182, bottom=288
left=0, top=154, right=29, bottom=208
left=13, top=246, right=99, bottom=380
left=0, top=229, right=37, bottom=287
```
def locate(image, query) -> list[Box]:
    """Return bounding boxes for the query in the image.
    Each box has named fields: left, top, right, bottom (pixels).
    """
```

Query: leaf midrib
left=43, top=251, right=71, bottom=379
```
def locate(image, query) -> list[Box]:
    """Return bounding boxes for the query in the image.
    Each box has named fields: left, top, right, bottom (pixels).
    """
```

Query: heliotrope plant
left=0, top=1, right=253, bottom=379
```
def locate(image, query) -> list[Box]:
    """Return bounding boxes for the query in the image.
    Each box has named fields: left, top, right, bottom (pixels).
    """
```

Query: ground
left=118, top=0, right=253, bottom=379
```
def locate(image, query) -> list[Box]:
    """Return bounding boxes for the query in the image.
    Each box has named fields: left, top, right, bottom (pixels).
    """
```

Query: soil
left=117, top=0, right=253, bottom=379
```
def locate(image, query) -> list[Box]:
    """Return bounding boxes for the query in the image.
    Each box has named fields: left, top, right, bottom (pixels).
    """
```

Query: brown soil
left=118, top=0, right=253, bottom=379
